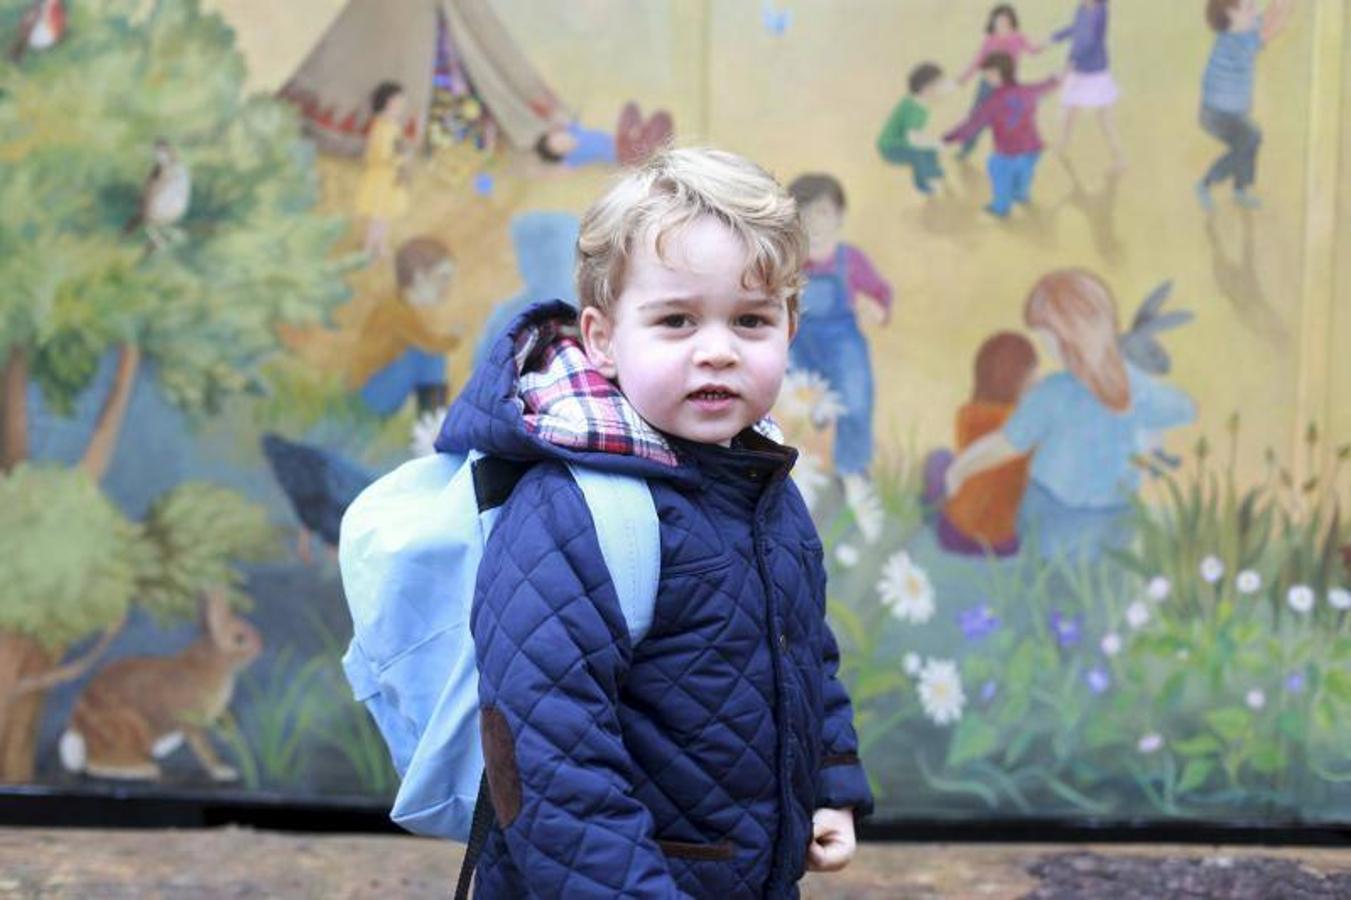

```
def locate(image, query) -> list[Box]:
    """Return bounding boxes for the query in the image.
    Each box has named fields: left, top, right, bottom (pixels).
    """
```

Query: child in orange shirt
left=928, top=332, right=1038, bottom=556
left=349, top=237, right=460, bottom=415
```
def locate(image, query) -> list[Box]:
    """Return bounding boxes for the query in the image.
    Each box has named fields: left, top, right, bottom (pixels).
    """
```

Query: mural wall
left=1, top=0, right=1348, bottom=823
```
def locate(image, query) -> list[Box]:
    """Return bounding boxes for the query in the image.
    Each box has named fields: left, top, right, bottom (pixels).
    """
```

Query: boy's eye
left=736, top=314, right=769, bottom=329
left=659, top=313, right=693, bottom=328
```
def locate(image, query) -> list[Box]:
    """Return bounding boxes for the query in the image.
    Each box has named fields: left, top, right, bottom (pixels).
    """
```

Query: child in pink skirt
left=1051, top=0, right=1125, bottom=172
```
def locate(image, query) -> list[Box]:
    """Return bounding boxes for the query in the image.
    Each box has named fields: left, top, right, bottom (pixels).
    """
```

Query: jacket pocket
left=656, top=839, right=735, bottom=861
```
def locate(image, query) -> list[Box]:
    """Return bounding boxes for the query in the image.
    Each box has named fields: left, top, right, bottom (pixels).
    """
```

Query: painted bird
left=123, top=139, right=192, bottom=249
left=260, top=433, right=375, bottom=565
left=7, top=0, right=66, bottom=64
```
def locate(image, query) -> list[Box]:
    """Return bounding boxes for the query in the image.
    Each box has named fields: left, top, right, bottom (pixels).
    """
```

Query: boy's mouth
left=688, top=385, right=738, bottom=402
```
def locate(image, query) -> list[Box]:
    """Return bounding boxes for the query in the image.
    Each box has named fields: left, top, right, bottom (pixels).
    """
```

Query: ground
left=1, top=829, right=1349, bottom=898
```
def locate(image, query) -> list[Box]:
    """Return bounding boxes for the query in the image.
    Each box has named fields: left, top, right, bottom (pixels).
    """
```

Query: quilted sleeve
left=817, top=619, right=876, bottom=818
left=471, top=467, right=688, bottom=899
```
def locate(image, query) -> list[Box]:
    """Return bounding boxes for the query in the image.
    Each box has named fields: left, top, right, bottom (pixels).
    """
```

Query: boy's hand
left=806, top=807, right=856, bottom=872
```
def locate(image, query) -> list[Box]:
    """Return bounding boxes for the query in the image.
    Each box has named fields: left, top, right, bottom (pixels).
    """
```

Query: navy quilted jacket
left=436, top=302, right=873, bottom=898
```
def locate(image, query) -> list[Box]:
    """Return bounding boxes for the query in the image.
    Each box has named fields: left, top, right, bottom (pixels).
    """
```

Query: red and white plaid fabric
left=514, top=317, right=782, bottom=466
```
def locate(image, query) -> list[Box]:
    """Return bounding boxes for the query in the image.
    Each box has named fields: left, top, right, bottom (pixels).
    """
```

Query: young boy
left=348, top=236, right=460, bottom=415
left=1196, top=0, right=1294, bottom=211
left=435, top=148, right=872, bottom=897
left=787, top=173, right=892, bottom=491
left=877, top=62, right=947, bottom=194
left=943, top=52, right=1059, bottom=218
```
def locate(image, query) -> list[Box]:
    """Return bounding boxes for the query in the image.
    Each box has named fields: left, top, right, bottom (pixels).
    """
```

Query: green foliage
left=822, top=421, right=1351, bottom=820
left=0, top=464, right=150, bottom=648
left=0, top=0, right=352, bottom=415
left=0, top=467, right=276, bottom=644
left=139, top=482, right=277, bottom=622
left=219, top=647, right=332, bottom=790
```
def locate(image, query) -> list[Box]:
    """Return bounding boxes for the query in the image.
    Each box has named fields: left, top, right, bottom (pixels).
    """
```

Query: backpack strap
left=566, top=463, right=660, bottom=645
left=454, top=462, right=659, bottom=897
left=453, top=774, right=494, bottom=900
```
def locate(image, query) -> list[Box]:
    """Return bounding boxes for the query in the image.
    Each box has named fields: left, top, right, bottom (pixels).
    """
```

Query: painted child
left=349, top=236, right=460, bottom=416
left=355, top=81, right=412, bottom=260
left=1196, top=0, right=1295, bottom=211
left=438, top=148, right=871, bottom=896
left=943, top=53, right=1059, bottom=219
left=944, top=269, right=1196, bottom=560
left=956, top=5, right=1045, bottom=160
left=877, top=63, right=947, bottom=195
left=1051, top=0, right=1126, bottom=171
left=786, top=174, right=893, bottom=489
left=934, top=332, right=1038, bottom=557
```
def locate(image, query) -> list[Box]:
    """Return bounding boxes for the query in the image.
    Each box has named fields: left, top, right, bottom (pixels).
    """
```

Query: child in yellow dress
left=357, top=81, right=412, bottom=260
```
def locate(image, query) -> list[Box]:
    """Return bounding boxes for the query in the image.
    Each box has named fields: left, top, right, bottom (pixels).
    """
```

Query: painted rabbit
left=1118, top=280, right=1193, bottom=377
left=58, top=590, right=262, bottom=782
left=1119, top=280, right=1194, bottom=471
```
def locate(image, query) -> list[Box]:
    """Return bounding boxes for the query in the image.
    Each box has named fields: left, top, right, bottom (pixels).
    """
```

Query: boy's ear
left=579, top=306, right=619, bottom=379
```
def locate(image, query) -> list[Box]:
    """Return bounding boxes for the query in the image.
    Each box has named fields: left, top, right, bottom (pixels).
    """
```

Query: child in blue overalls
left=787, top=175, right=893, bottom=481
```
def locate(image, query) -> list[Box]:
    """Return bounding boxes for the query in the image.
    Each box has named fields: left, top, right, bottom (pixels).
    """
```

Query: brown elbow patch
left=657, top=839, right=736, bottom=861
left=479, top=706, right=523, bottom=828
left=821, top=753, right=860, bottom=768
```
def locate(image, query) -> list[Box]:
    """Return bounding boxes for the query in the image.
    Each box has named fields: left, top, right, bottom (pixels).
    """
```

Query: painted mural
left=2, top=0, right=1349, bottom=825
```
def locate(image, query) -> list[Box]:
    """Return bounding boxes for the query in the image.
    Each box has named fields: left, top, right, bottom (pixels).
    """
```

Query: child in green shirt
left=877, top=62, right=946, bottom=194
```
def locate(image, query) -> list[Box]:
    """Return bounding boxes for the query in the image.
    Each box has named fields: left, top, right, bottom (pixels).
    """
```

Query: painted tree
left=0, top=0, right=351, bottom=778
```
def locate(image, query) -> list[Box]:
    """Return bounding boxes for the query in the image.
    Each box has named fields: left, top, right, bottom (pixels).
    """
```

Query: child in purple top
left=944, top=53, right=1059, bottom=218
left=788, top=174, right=893, bottom=480
left=1051, top=0, right=1125, bottom=171
left=956, top=5, right=1045, bottom=160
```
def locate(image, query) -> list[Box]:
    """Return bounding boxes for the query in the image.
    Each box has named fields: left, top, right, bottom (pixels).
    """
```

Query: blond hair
left=576, top=147, right=806, bottom=317
left=1025, top=269, right=1131, bottom=412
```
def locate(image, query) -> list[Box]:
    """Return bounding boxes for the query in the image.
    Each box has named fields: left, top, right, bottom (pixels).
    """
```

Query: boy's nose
left=693, top=332, right=738, bottom=368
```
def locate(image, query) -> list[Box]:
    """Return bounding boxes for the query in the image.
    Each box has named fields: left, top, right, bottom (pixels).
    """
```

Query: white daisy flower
left=1235, top=570, right=1262, bottom=595
left=844, top=475, right=884, bottom=545
left=791, top=450, right=830, bottom=513
left=918, top=659, right=966, bottom=726
left=1200, top=556, right=1225, bottom=584
left=877, top=551, right=935, bottom=624
left=777, top=369, right=845, bottom=429
left=1100, top=633, right=1122, bottom=657
left=1147, top=576, right=1172, bottom=602
left=1287, top=584, right=1315, bottom=614
left=409, top=407, right=448, bottom=458
left=1328, top=588, right=1351, bottom=610
left=1138, top=733, right=1164, bottom=754
left=834, top=543, right=860, bottom=568
left=1245, top=689, right=1266, bottom=711
left=1125, top=601, right=1151, bottom=630
left=903, top=652, right=922, bottom=676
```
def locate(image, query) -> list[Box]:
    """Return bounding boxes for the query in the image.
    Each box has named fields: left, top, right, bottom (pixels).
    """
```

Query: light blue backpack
left=337, top=450, right=659, bottom=845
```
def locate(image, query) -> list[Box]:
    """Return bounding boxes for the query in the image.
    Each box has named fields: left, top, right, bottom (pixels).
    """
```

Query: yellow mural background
left=212, top=0, right=1347, bottom=485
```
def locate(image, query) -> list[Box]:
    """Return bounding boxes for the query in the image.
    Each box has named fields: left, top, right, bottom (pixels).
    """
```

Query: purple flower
left=1285, top=671, right=1306, bottom=694
left=980, top=680, right=998, bottom=703
left=1085, top=667, right=1111, bottom=695
left=959, top=605, right=1000, bottom=641
left=1049, top=611, right=1084, bottom=648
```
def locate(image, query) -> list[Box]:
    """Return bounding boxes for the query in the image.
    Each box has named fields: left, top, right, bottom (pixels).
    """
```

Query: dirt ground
left=0, top=828, right=1349, bottom=899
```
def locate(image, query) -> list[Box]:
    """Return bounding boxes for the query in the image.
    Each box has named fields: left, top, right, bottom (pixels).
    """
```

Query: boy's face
left=580, top=216, right=795, bottom=447
left=405, top=259, right=455, bottom=307
left=1229, top=0, right=1259, bottom=30
left=800, top=196, right=843, bottom=258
